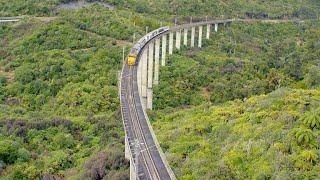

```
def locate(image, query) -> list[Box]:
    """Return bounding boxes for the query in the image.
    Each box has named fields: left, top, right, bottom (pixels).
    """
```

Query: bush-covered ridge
left=1, top=0, right=319, bottom=20
left=150, top=20, right=319, bottom=179
left=0, top=115, right=129, bottom=179
left=153, top=21, right=320, bottom=109
left=152, top=88, right=320, bottom=179
left=0, top=5, right=147, bottom=179
left=0, top=3, right=167, bottom=178
left=105, top=0, right=320, bottom=20
left=0, top=6, right=154, bottom=116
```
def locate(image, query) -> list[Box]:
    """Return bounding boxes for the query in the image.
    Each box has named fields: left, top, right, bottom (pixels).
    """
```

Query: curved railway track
left=120, top=47, right=171, bottom=179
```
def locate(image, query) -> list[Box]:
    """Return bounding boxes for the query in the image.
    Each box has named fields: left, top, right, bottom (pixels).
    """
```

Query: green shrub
left=292, top=127, right=317, bottom=147
left=301, top=108, right=320, bottom=129
left=0, top=140, right=20, bottom=164
left=0, top=76, right=7, bottom=86
left=305, top=66, right=320, bottom=88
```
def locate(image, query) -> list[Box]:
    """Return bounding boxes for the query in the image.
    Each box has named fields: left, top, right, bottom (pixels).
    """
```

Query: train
left=128, top=26, right=170, bottom=66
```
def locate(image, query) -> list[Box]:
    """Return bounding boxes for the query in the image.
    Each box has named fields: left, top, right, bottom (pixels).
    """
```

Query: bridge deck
left=121, top=63, right=171, bottom=179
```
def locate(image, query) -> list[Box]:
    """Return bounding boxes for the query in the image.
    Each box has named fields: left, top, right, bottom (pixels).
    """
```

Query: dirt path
left=240, top=19, right=304, bottom=23
left=34, top=17, right=57, bottom=22
left=56, top=1, right=115, bottom=10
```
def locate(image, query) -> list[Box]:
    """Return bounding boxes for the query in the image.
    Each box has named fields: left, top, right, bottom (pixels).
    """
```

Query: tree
left=0, top=140, right=20, bottom=164
left=266, top=69, right=287, bottom=91
left=0, top=76, right=7, bottom=87
left=305, top=66, right=320, bottom=88
left=135, top=3, right=150, bottom=13
left=284, top=56, right=303, bottom=81
left=17, top=148, right=31, bottom=162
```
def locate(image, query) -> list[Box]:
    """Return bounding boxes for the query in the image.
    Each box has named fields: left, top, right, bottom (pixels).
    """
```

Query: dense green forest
left=153, top=21, right=320, bottom=109
left=1, top=0, right=320, bottom=179
left=150, top=21, right=320, bottom=179
left=151, top=20, right=320, bottom=179
left=152, top=88, right=320, bottom=179
left=1, top=0, right=320, bottom=20
left=106, top=0, right=320, bottom=20
left=0, top=4, right=155, bottom=179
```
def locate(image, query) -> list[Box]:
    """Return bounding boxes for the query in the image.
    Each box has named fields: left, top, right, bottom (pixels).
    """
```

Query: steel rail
left=126, top=71, right=152, bottom=179
left=121, top=65, right=148, bottom=179
left=128, top=66, right=162, bottom=179
left=120, top=25, right=175, bottom=179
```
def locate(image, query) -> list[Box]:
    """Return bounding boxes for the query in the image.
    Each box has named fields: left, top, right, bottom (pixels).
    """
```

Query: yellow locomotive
left=127, top=45, right=140, bottom=66
left=127, top=26, right=170, bottom=66
left=128, top=54, right=137, bottom=65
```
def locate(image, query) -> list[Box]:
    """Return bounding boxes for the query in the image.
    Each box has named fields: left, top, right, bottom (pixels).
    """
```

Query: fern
left=301, top=150, right=319, bottom=163
left=293, top=127, right=316, bottom=147
left=301, top=108, right=320, bottom=129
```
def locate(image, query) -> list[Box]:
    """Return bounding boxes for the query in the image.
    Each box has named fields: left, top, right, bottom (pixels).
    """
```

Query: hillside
left=1, top=0, right=320, bottom=20
left=153, top=21, right=320, bottom=109
left=0, top=5, right=154, bottom=179
left=1, top=0, right=320, bottom=179
left=106, top=0, right=320, bottom=20
left=151, top=88, right=320, bottom=179
left=150, top=20, right=320, bottom=179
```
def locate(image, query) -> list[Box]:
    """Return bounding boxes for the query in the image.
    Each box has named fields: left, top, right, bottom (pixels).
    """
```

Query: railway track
left=121, top=59, right=171, bottom=179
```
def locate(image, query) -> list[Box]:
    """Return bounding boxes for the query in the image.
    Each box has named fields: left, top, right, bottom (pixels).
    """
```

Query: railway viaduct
left=120, top=18, right=302, bottom=179
left=137, top=20, right=232, bottom=110
left=120, top=18, right=234, bottom=180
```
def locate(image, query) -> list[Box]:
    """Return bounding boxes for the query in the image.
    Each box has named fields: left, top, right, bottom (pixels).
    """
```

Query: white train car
left=128, top=27, right=169, bottom=65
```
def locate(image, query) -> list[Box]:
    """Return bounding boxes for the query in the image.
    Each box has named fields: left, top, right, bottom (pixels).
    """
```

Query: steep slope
left=0, top=5, right=161, bottom=179
left=153, top=21, right=320, bottom=109
left=152, top=88, right=320, bottom=179
left=1, top=0, right=319, bottom=19
left=106, top=0, right=320, bottom=20
left=150, top=20, right=320, bottom=179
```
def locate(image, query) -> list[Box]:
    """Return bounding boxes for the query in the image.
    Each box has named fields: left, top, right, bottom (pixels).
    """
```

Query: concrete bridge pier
left=161, top=34, right=167, bottom=66
left=198, top=26, right=203, bottom=48
left=147, top=88, right=153, bottom=109
left=147, top=42, right=154, bottom=110
left=147, top=42, right=154, bottom=89
left=125, top=136, right=136, bottom=180
left=183, top=28, right=188, bottom=46
left=141, top=50, right=148, bottom=108
left=125, top=135, right=130, bottom=159
left=154, top=38, right=160, bottom=85
left=191, top=27, right=195, bottom=47
left=130, top=159, right=136, bottom=180
left=206, top=24, right=211, bottom=39
left=169, top=32, right=174, bottom=54
left=215, top=23, right=218, bottom=32
left=176, top=30, right=181, bottom=50
left=137, top=55, right=142, bottom=96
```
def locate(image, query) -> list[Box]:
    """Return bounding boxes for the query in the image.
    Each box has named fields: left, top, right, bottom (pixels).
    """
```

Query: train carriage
left=127, top=27, right=169, bottom=66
